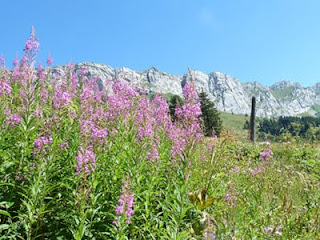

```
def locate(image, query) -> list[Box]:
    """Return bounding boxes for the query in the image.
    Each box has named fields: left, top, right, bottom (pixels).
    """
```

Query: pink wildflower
left=33, top=136, right=53, bottom=151
left=80, top=68, right=88, bottom=76
left=59, top=142, right=69, bottom=150
left=47, top=54, right=54, bottom=65
left=183, top=83, right=198, bottom=103
left=75, top=146, right=96, bottom=176
left=113, top=178, right=135, bottom=226
left=146, top=147, right=159, bottom=162
left=0, top=55, right=5, bottom=68
left=225, top=193, right=237, bottom=206
left=13, top=56, right=19, bottom=66
left=203, top=230, right=216, bottom=240
left=23, top=27, right=40, bottom=60
left=0, top=80, right=12, bottom=97
left=52, top=86, right=72, bottom=109
left=7, top=114, right=22, bottom=127
left=260, top=149, right=273, bottom=161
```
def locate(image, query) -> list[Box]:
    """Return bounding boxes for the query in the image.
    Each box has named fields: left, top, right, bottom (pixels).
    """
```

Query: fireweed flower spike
left=52, top=86, right=72, bottom=110
left=67, top=60, right=75, bottom=70
left=183, top=82, right=198, bottom=103
left=23, top=26, right=40, bottom=65
left=146, top=147, right=159, bottom=162
left=80, top=68, right=89, bottom=76
left=0, top=55, right=5, bottom=68
left=6, top=114, right=23, bottom=127
left=13, top=54, right=19, bottom=67
left=37, top=62, right=47, bottom=79
left=47, top=53, right=54, bottom=66
left=33, top=136, right=53, bottom=154
left=113, top=178, right=135, bottom=226
left=0, top=79, right=12, bottom=97
left=167, top=82, right=203, bottom=160
left=75, top=146, right=96, bottom=176
left=37, top=62, right=43, bottom=70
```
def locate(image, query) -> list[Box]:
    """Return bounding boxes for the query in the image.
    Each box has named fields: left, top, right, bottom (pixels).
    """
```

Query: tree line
left=255, top=116, right=320, bottom=141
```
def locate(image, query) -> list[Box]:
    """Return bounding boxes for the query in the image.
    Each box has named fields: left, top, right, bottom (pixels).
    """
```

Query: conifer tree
left=199, top=91, right=222, bottom=136
left=168, top=94, right=184, bottom=121
left=243, top=120, right=250, bottom=129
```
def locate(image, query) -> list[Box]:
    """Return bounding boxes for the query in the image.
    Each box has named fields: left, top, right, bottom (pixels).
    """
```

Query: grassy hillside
left=219, top=111, right=250, bottom=140
left=272, top=86, right=295, bottom=99
left=298, top=112, right=314, bottom=117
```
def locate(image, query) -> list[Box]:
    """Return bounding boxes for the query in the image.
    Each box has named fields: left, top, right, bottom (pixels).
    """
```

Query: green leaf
left=0, top=224, right=9, bottom=231
left=0, top=210, right=11, bottom=218
left=0, top=201, right=14, bottom=209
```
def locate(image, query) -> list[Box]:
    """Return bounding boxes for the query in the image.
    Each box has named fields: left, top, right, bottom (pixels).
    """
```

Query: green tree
left=167, top=94, right=184, bottom=122
left=243, top=120, right=250, bottom=130
left=199, top=91, right=222, bottom=136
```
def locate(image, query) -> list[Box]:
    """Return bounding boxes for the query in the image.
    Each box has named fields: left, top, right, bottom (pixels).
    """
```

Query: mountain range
left=53, top=62, right=320, bottom=117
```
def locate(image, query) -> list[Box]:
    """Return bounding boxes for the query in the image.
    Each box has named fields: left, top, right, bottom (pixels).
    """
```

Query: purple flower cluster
left=6, top=114, right=23, bottom=127
left=0, top=55, right=4, bottom=68
left=23, top=27, right=40, bottom=64
left=13, top=56, right=19, bottom=67
left=146, top=147, right=159, bottom=162
left=133, top=95, right=168, bottom=161
left=112, top=81, right=139, bottom=99
left=33, top=108, right=43, bottom=118
left=137, top=124, right=153, bottom=139
left=135, top=97, right=151, bottom=123
left=0, top=80, right=12, bottom=97
left=80, top=68, right=88, bottom=76
left=52, top=86, right=72, bottom=109
left=80, top=119, right=108, bottom=144
left=175, top=102, right=202, bottom=123
left=80, top=84, right=95, bottom=102
left=225, top=193, right=237, bottom=206
left=59, top=142, right=69, bottom=150
left=183, top=83, right=198, bottom=103
left=47, top=55, right=54, bottom=65
left=135, top=96, right=163, bottom=140
left=166, top=123, right=186, bottom=158
left=37, top=64, right=47, bottom=79
left=260, top=149, right=273, bottom=161
left=78, top=79, right=104, bottom=119
left=152, top=96, right=170, bottom=126
left=166, top=82, right=203, bottom=159
left=34, top=136, right=53, bottom=150
left=203, top=230, right=216, bottom=240
left=68, top=61, right=75, bottom=70
left=75, top=146, right=96, bottom=176
left=0, top=28, right=207, bottom=189
left=113, top=179, right=135, bottom=225
left=104, top=81, right=139, bottom=121
left=24, top=37, right=40, bottom=53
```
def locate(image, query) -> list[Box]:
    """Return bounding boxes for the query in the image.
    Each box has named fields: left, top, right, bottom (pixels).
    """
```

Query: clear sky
left=1, top=0, right=320, bottom=86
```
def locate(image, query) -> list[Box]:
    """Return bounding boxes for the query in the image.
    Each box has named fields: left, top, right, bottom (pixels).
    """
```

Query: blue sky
left=1, top=0, right=320, bottom=86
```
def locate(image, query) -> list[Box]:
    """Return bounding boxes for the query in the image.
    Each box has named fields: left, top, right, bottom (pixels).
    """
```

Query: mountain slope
left=53, top=62, right=320, bottom=117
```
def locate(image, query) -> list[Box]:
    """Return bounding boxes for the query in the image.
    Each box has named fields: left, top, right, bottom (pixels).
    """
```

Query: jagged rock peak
left=270, top=80, right=301, bottom=90
left=146, top=66, right=160, bottom=72
left=52, top=62, right=320, bottom=118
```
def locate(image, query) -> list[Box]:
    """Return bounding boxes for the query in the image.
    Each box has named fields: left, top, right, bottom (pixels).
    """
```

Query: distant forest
left=244, top=116, right=320, bottom=141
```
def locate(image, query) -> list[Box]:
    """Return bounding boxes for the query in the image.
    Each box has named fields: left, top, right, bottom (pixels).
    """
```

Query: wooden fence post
left=250, top=96, right=256, bottom=143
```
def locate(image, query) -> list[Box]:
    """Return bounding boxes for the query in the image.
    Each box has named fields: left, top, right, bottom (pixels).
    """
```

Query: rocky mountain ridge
left=53, top=62, right=320, bottom=117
